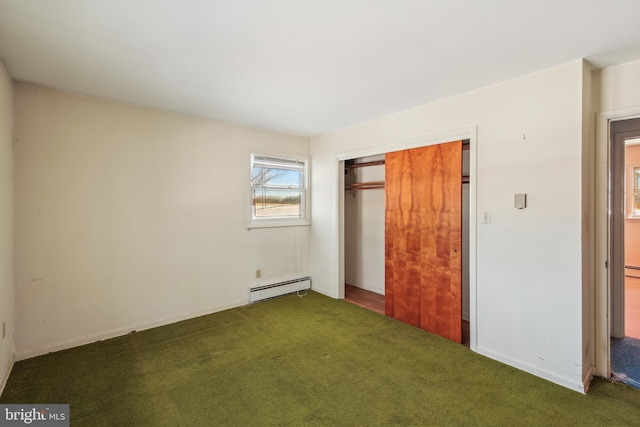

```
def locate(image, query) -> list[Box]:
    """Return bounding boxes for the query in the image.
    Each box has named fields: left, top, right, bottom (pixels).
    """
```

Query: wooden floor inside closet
left=344, top=284, right=470, bottom=346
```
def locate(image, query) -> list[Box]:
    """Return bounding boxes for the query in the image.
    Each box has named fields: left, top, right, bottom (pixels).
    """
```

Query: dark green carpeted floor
left=2, top=291, right=639, bottom=426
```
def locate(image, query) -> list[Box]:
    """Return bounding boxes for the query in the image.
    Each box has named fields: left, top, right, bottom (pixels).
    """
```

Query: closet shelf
left=345, top=160, right=385, bottom=169
left=345, top=181, right=385, bottom=191
left=345, top=158, right=385, bottom=191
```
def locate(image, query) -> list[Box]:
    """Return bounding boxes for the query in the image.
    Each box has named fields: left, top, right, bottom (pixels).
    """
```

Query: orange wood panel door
left=385, top=141, right=462, bottom=343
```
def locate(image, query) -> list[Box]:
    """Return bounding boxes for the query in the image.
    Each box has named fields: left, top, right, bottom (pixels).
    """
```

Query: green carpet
left=1, top=291, right=639, bottom=426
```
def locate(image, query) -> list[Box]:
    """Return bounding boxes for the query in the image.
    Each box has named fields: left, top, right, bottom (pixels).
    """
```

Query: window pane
left=253, top=188, right=302, bottom=218
left=252, top=166, right=302, bottom=188
left=249, top=152, right=309, bottom=227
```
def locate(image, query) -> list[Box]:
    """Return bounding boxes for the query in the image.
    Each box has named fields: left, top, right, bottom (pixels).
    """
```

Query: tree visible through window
left=250, top=153, right=309, bottom=225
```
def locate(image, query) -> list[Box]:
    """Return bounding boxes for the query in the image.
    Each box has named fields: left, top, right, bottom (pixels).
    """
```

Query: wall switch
left=256, top=269, right=261, bottom=279
left=481, top=211, right=491, bottom=224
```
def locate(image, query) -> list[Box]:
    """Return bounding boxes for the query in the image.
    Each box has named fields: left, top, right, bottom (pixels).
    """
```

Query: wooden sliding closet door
left=385, top=141, right=462, bottom=343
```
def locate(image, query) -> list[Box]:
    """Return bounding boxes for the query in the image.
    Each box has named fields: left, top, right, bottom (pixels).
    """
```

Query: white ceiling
left=1, top=1, right=640, bottom=136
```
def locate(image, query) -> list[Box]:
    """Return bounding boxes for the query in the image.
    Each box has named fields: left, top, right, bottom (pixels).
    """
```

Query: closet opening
left=343, top=140, right=471, bottom=346
left=344, top=154, right=386, bottom=316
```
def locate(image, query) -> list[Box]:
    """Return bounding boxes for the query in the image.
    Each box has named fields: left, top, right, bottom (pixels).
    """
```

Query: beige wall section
left=626, top=144, right=640, bottom=274
left=311, top=60, right=587, bottom=391
left=14, top=85, right=310, bottom=359
left=599, top=59, right=640, bottom=112
left=0, top=61, right=15, bottom=391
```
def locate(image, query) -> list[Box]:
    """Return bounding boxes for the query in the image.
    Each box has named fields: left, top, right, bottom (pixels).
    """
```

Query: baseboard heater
left=249, top=277, right=311, bottom=303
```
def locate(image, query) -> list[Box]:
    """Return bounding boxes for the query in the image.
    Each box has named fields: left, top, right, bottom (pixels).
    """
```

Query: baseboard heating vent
left=249, top=277, right=311, bottom=303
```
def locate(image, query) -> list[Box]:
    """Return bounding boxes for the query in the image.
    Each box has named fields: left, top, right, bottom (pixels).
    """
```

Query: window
left=632, top=167, right=640, bottom=218
left=248, top=152, right=310, bottom=228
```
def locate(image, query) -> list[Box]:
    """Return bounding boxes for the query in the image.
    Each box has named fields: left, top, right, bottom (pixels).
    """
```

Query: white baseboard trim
left=476, top=346, right=586, bottom=393
left=0, top=354, right=15, bottom=396
left=16, top=299, right=247, bottom=361
left=310, top=285, right=337, bottom=299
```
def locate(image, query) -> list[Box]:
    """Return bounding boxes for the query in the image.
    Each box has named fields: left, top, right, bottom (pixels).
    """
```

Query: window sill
left=626, top=216, right=640, bottom=221
left=247, top=218, right=311, bottom=229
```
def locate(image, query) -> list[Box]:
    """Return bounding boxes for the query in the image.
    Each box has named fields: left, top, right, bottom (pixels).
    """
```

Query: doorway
left=609, top=118, right=640, bottom=388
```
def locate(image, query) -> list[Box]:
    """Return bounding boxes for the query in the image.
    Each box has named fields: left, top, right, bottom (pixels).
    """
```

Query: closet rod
left=346, top=186, right=385, bottom=191
left=347, top=176, right=468, bottom=190
left=345, top=181, right=385, bottom=191
left=345, top=160, right=385, bottom=169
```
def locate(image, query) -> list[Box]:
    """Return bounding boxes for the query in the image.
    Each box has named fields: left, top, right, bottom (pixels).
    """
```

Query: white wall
left=13, top=85, right=309, bottom=359
left=344, top=156, right=385, bottom=294
left=311, top=60, right=588, bottom=391
left=598, top=59, right=640, bottom=112
left=0, top=61, right=14, bottom=392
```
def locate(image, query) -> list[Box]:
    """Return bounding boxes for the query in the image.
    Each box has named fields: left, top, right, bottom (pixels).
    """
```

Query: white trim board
left=0, top=354, right=14, bottom=396
left=336, top=127, right=476, bottom=161
left=336, top=126, right=478, bottom=351
left=477, top=346, right=587, bottom=393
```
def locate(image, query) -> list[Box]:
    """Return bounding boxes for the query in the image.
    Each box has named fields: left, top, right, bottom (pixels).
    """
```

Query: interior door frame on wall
left=595, top=109, right=640, bottom=378
left=610, top=124, right=640, bottom=338
left=336, top=126, right=478, bottom=351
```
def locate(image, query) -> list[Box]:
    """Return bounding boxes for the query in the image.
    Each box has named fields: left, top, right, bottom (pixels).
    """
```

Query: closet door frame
left=336, top=127, right=478, bottom=350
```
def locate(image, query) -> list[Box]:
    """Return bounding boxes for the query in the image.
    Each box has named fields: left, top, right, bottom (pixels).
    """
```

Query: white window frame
left=629, top=166, right=640, bottom=219
left=247, top=150, right=310, bottom=228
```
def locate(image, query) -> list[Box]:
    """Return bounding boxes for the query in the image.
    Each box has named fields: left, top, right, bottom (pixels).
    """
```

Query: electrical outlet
left=256, top=269, right=261, bottom=279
